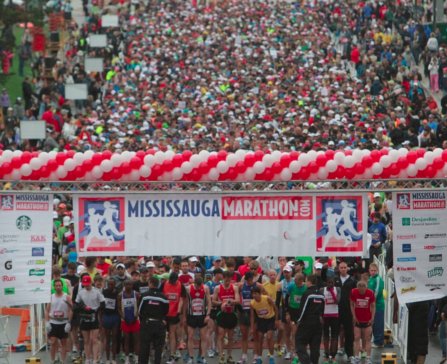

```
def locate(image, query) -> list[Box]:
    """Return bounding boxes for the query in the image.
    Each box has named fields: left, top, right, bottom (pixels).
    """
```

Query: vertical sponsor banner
left=0, top=194, right=53, bottom=305
left=74, top=193, right=367, bottom=257
left=393, top=191, right=447, bottom=304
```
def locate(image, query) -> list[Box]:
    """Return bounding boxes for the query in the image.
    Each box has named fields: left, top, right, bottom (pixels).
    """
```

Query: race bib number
left=167, top=293, right=178, bottom=301
left=53, top=310, right=64, bottom=319
left=257, top=309, right=269, bottom=317
left=293, top=296, right=301, bottom=304
left=123, top=299, right=135, bottom=308
left=242, top=299, right=251, bottom=309
left=192, top=298, right=204, bottom=316
left=105, top=298, right=116, bottom=310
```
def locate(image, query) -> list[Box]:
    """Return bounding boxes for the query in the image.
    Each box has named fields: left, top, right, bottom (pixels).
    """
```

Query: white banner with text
left=74, top=193, right=367, bottom=257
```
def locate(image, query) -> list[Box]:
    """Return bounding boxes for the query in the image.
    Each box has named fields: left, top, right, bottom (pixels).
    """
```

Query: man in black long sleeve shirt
left=335, top=261, right=357, bottom=360
left=295, top=274, right=325, bottom=364
left=138, top=277, right=169, bottom=364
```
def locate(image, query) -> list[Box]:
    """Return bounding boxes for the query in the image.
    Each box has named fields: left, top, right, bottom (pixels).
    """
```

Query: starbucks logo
left=16, top=216, right=32, bottom=231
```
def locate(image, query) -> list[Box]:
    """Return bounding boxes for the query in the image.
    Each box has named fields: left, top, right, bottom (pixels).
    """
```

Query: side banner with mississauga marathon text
left=393, top=191, right=447, bottom=304
left=0, top=194, right=53, bottom=305
left=74, top=193, right=367, bottom=257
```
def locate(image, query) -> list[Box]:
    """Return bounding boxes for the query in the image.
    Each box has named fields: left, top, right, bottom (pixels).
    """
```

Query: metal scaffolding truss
left=1, top=178, right=446, bottom=194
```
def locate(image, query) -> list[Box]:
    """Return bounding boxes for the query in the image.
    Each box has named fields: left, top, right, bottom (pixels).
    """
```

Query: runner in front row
left=213, top=271, right=240, bottom=364
left=185, top=275, right=212, bottom=364
left=46, top=278, right=73, bottom=364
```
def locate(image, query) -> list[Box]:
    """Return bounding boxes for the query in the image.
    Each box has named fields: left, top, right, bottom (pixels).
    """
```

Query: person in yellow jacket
left=250, top=286, right=280, bottom=364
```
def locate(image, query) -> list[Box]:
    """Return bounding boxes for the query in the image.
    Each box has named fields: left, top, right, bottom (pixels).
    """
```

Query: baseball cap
left=314, top=262, right=323, bottom=270
left=146, top=261, right=156, bottom=268
left=116, top=263, right=125, bottom=269
left=82, top=275, right=92, bottom=285
left=189, top=256, right=199, bottom=263
left=213, top=256, right=222, bottom=262
left=373, top=192, right=381, bottom=198
left=283, top=265, right=293, bottom=273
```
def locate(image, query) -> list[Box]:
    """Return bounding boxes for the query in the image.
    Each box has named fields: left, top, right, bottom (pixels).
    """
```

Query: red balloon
left=190, top=170, right=201, bottom=181
left=407, top=151, right=418, bottom=163
left=2, top=162, right=12, bottom=174
left=21, top=151, right=32, bottom=163
left=379, top=149, right=389, bottom=156
left=11, top=156, right=21, bottom=169
left=433, top=157, right=444, bottom=170
left=280, top=154, right=291, bottom=168
left=198, top=162, right=209, bottom=175
left=130, top=157, right=143, bottom=169
left=227, top=167, right=237, bottom=180
left=345, top=168, right=355, bottom=180
left=397, top=156, right=409, bottom=169
left=442, top=149, right=447, bottom=162
left=83, top=160, right=93, bottom=171
left=308, top=161, right=319, bottom=174
left=111, top=168, right=122, bottom=180
left=162, top=159, right=173, bottom=172
left=56, top=153, right=67, bottom=165
left=146, top=149, right=156, bottom=155
left=245, top=154, right=256, bottom=167
left=151, top=164, right=162, bottom=178
left=103, top=150, right=112, bottom=159
left=121, top=162, right=131, bottom=174
left=172, top=154, right=184, bottom=167
left=73, top=166, right=84, bottom=179
left=136, top=151, right=145, bottom=160
left=354, top=163, right=365, bottom=175
left=182, top=150, right=192, bottom=161
left=102, top=172, right=112, bottom=181
left=254, top=150, right=264, bottom=161
left=381, top=168, right=391, bottom=179
left=389, top=163, right=399, bottom=176
left=289, top=151, right=299, bottom=160
left=235, top=161, right=247, bottom=173
left=67, top=150, right=75, bottom=158
left=426, top=166, right=436, bottom=178
left=92, top=153, right=103, bottom=166
left=416, top=148, right=425, bottom=158
left=263, top=168, right=273, bottom=181
left=271, top=162, right=282, bottom=174
left=335, top=166, right=345, bottom=179
left=47, top=159, right=58, bottom=171
left=344, top=150, right=353, bottom=156
left=325, top=150, right=335, bottom=159
left=316, top=154, right=327, bottom=167
left=299, top=167, right=310, bottom=180
left=370, top=150, right=380, bottom=162
left=217, top=150, right=228, bottom=161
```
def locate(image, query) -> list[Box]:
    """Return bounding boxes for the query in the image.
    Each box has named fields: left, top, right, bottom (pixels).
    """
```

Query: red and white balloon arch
left=0, top=148, right=446, bottom=182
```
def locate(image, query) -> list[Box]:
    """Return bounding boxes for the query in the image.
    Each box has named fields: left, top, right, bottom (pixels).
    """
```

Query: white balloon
left=262, top=154, right=274, bottom=167
left=49, top=172, right=59, bottom=180
left=436, top=169, right=446, bottom=178
left=371, top=163, right=383, bottom=175
left=2, top=150, right=13, bottom=160
left=100, top=160, right=113, bottom=173
left=12, top=150, right=22, bottom=157
left=227, top=154, right=238, bottom=167
left=424, top=151, right=435, bottom=164
left=39, top=152, right=50, bottom=163
left=74, top=152, right=85, bottom=163
left=289, top=161, right=301, bottom=173
left=398, top=170, right=408, bottom=179
left=388, top=149, right=399, bottom=163
left=30, top=158, right=42, bottom=170
left=299, top=154, right=310, bottom=166
left=64, top=159, right=76, bottom=172
left=91, top=166, right=103, bottom=179
left=154, top=151, right=165, bottom=164
left=207, top=168, right=218, bottom=181
left=129, top=170, right=140, bottom=181
left=56, top=166, right=68, bottom=179
left=217, top=161, right=230, bottom=173
left=415, top=158, right=427, bottom=170
left=333, top=151, right=345, bottom=165
left=433, top=148, right=443, bottom=157
left=84, top=150, right=94, bottom=159
left=380, top=155, right=392, bottom=168
left=11, top=170, right=20, bottom=180
left=407, top=165, right=417, bottom=177
left=272, top=173, right=281, bottom=181
left=363, top=168, right=373, bottom=179
left=244, top=168, right=256, bottom=180
left=352, top=149, right=363, bottom=163
left=84, top=172, right=93, bottom=181
left=20, top=164, right=32, bottom=177
left=144, top=154, right=156, bottom=167
left=280, top=169, right=292, bottom=181
left=165, top=150, right=175, bottom=160
left=326, top=160, right=337, bottom=173
left=181, top=161, right=193, bottom=174
left=253, top=161, right=265, bottom=174
left=362, top=149, right=371, bottom=157
left=235, top=150, right=246, bottom=159
left=271, top=150, right=282, bottom=161
left=172, top=167, right=184, bottom=180
left=190, top=154, right=202, bottom=166
left=307, top=150, right=317, bottom=161
left=317, top=168, right=328, bottom=180
left=398, top=148, right=408, bottom=157
left=139, top=165, right=151, bottom=178
left=344, top=156, right=356, bottom=169
left=111, top=154, right=124, bottom=167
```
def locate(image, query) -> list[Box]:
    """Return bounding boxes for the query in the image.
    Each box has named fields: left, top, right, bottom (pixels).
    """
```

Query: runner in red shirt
left=350, top=280, right=375, bottom=363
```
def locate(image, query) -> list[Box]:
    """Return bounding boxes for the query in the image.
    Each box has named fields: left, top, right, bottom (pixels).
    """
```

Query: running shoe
left=227, top=356, right=235, bottom=364
left=284, top=352, right=291, bottom=360
left=337, top=348, right=345, bottom=356
left=196, top=356, right=203, bottom=364
left=201, top=358, right=208, bottom=364
left=208, top=349, right=216, bottom=358
left=219, top=355, right=226, bottom=364
left=360, top=351, right=367, bottom=359
left=186, top=357, right=193, bottom=364
left=175, top=351, right=182, bottom=360
left=291, top=357, right=299, bottom=364
left=167, top=356, right=176, bottom=364
left=237, top=357, right=247, bottom=364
